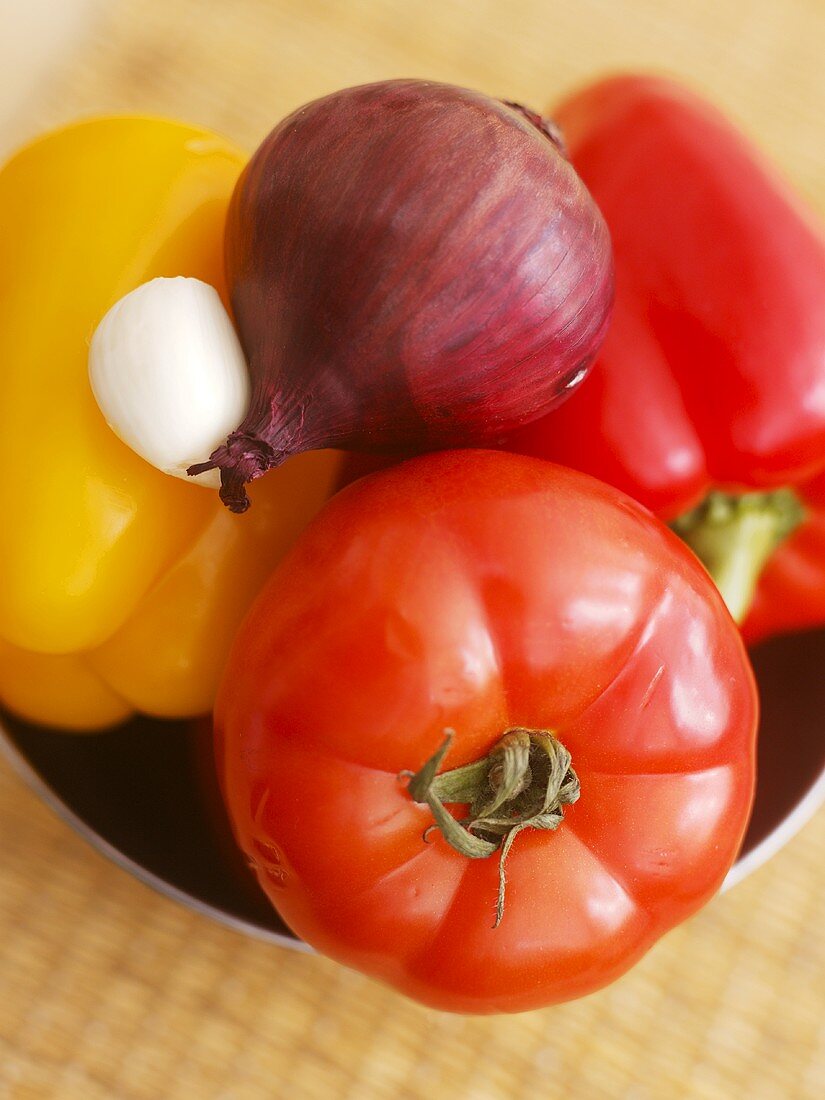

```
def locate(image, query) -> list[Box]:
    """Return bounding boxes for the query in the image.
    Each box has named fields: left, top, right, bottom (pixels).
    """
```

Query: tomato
left=216, top=452, right=757, bottom=1013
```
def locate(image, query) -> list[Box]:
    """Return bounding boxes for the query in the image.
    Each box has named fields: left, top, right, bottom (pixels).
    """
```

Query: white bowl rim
left=721, top=761, right=825, bottom=891
left=2, top=715, right=823, bottom=938
left=0, top=722, right=308, bottom=950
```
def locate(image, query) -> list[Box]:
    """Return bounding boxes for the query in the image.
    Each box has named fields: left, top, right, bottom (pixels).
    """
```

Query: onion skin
left=197, top=79, right=614, bottom=512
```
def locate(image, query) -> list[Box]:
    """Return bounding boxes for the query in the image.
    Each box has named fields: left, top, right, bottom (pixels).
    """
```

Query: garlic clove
left=89, top=277, right=251, bottom=489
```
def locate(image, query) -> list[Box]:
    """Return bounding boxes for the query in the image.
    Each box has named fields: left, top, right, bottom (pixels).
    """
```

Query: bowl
left=2, top=626, right=825, bottom=944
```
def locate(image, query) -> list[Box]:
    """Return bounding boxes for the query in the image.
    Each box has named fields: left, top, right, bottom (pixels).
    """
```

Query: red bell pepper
left=508, top=75, right=825, bottom=643
left=743, top=470, right=825, bottom=641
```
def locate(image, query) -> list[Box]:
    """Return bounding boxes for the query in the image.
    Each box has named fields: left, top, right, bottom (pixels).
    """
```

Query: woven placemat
left=1, top=1, right=824, bottom=1097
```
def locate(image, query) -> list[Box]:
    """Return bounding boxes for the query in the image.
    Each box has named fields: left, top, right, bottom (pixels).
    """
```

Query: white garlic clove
left=89, top=276, right=251, bottom=489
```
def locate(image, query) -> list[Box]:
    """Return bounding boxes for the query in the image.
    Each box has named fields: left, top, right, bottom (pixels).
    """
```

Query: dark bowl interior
left=0, top=712, right=294, bottom=943
left=2, top=625, right=825, bottom=942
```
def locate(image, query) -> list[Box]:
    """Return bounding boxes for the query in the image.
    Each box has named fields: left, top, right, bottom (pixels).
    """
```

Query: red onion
left=191, top=79, right=614, bottom=512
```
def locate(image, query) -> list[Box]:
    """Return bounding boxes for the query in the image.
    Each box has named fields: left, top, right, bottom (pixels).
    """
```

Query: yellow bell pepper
left=0, top=117, right=340, bottom=730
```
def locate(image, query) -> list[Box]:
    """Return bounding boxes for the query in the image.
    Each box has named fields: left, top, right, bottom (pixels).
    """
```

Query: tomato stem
left=671, top=488, right=804, bottom=623
left=404, top=728, right=580, bottom=927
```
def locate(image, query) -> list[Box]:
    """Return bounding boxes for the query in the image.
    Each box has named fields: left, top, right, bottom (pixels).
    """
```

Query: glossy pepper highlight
left=507, top=75, right=825, bottom=640
left=0, top=117, right=339, bottom=730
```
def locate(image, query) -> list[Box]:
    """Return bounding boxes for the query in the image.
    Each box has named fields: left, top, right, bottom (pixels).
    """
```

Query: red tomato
left=216, top=452, right=757, bottom=1013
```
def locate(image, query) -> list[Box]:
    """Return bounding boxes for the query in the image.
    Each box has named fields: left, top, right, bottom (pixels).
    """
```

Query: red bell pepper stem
left=671, top=489, right=804, bottom=623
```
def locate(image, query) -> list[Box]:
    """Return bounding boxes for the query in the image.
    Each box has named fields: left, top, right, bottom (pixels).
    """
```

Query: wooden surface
left=1, top=1, right=824, bottom=1096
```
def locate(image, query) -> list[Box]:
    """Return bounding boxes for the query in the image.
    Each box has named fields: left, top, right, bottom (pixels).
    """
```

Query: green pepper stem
left=403, top=728, right=579, bottom=927
left=671, top=489, right=805, bottom=624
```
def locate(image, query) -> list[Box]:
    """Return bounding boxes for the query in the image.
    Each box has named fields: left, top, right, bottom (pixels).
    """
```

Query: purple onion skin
left=195, top=79, right=614, bottom=512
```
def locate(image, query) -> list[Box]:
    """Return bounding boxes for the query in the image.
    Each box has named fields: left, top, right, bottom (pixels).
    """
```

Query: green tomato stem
left=403, top=728, right=580, bottom=927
